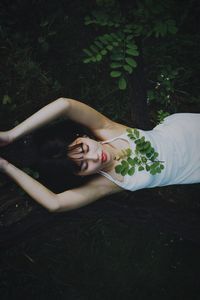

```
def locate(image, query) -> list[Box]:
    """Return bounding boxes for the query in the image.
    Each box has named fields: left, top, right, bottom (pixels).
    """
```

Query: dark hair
left=0, top=120, right=95, bottom=192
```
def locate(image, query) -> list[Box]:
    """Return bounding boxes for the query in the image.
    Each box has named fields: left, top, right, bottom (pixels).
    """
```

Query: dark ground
left=0, top=1, right=200, bottom=299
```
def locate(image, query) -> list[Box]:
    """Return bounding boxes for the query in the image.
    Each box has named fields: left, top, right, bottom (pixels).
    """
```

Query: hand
left=0, top=157, right=9, bottom=173
left=0, top=131, right=12, bottom=147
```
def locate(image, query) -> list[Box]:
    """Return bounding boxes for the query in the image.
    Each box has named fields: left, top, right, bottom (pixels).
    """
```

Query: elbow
left=47, top=206, right=59, bottom=213
left=57, top=97, right=71, bottom=117
left=46, top=198, right=61, bottom=213
left=47, top=196, right=69, bottom=213
left=58, top=97, right=70, bottom=107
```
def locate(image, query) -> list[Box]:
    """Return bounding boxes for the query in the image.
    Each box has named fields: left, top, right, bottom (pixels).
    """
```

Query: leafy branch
left=115, top=128, right=165, bottom=176
left=82, top=1, right=178, bottom=91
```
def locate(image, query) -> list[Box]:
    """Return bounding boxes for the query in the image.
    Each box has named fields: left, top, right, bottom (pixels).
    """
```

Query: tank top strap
left=100, top=132, right=128, bottom=144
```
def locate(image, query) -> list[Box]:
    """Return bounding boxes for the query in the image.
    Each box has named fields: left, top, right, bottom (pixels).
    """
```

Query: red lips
left=101, top=151, right=107, bottom=162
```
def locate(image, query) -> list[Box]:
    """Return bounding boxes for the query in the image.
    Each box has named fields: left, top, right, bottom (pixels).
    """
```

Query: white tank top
left=98, top=113, right=200, bottom=191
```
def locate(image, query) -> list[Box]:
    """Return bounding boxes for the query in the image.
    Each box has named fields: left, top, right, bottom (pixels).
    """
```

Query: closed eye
left=80, top=143, right=89, bottom=171
left=82, top=143, right=89, bottom=153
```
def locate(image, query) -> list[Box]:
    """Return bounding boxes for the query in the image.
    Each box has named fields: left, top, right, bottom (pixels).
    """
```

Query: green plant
left=115, top=128, right=164, bottom=176
left=147, top=66, right=181, bottom=108
left=83, top=28, right=139, bottom=91
left=82, top=0, right=178, bottom=91
left=156, top=110, right=170, bottom=124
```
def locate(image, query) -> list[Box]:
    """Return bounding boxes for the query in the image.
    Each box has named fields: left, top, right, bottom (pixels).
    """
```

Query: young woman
left=0, top=98, right=200, bottom=213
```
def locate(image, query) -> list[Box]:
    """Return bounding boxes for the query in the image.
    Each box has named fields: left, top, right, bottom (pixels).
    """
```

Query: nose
left=84, top=152, right=99, bottom=162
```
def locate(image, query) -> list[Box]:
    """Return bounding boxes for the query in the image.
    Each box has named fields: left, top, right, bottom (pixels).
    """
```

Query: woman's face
left=68, top=137, right=114, bottom=176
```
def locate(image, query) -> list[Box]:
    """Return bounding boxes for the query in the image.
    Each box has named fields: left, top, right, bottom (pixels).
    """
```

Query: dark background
left=0, top=1, right=200, bottom=299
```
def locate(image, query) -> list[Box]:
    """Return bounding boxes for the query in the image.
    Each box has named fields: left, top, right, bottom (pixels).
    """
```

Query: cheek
left=89, top=162, right=101, bottom=173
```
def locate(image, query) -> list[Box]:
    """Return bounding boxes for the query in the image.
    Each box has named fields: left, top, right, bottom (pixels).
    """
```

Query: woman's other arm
left=7, top=98, right=69, bottom=142
left=1, top=160, right=121, bottom=213
left=55, top=175, right=122, bottom=212
left=2, top=160, right=58, bottom=212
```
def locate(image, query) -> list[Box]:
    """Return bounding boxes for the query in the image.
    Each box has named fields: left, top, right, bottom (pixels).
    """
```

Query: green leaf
left=123, top=64, right=133, bottom=74
left=146, top=165, right=150, bottom=171
left=126, top=34, right=134, bottom=40
left=128, top=167, right=135, bottom=176
left=127, top=42, right=138, bottom=49
left=151, top=161, right=160, bottom=169
left=83, top=58, right=91, bottom=63
left=90, top=45, right=99, bottom=53
left=125, top=57, right=137, bottom=68
left=127, top=157, right=134, bottom=166
left=110, top=71, right=122, bottom=78
left=134, top=128, right=140, bottom=138
left=121, top=160, right=129, bottom=168
left=110, top=62, right=123, bottom=68
left=101, top=49, right=107, bottom=55
left=127, top=128, right=133, bottom=134
left=115, top=165, right=122, bottom=173
left=110, top=32, right=121, bottom=41
left=118, top=77, right=127, bottom=90
left=111, top=54, right=124, bottom=61
left=140, top=136, right=145, bottom=143
left=150, top=169, right=157, bottom=175
left=94, top=40, right=103, bottom=49
left=133, top=157, right=139, bottom=164
left=143, top=141, right=151, bottom=150
left=141, top=156, right=147, bottom=163
left=83, top=49, right=93, bottom=57
left=106, top=45, right=113, bottom=51
left=146, top=146, right=153, bottom=154
left=125, top=49, right=139, bottom=56
left=98, top=36, right=109, bottom=45
left=138, top=166, right=144, bottom=171
left=96, top=54, right=102, bottom=61
left=104, top=34, right=113, bottom=42
left=121, top=166, right=129, bottom=176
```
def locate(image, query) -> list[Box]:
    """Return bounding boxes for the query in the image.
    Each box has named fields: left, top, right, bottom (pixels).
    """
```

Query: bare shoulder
left=94, top=121, right=130, bottom=141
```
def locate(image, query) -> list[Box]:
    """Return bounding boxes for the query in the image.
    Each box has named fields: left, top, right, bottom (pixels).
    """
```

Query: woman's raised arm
left=7, top=98, right=69, bottom=143
left=2, top=97, right=121, bottom=145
